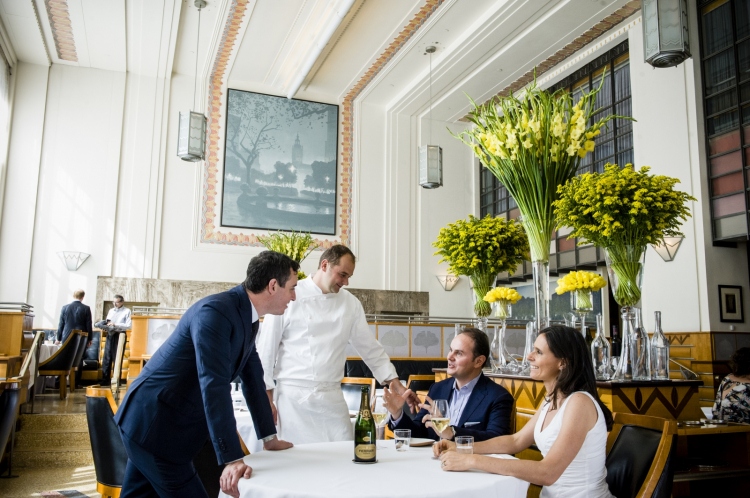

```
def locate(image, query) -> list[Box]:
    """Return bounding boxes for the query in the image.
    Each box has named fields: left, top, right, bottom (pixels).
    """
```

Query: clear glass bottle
left=490, top=323, right=513, bottom=373
left=632, top=308, right=652, bottom=381
left=521, top=321, right=538, bottom=376
left=591, top=314, right=611, bottom=380
left=613, top=308, right=636, bottom=381
left=650, top=311, right=670, bottom=380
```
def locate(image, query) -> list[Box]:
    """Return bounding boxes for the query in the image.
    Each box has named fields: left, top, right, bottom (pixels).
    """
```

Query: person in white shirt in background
left=95, top=294, right=133, bottom=387
left=257, top=245, right=418, bottom=444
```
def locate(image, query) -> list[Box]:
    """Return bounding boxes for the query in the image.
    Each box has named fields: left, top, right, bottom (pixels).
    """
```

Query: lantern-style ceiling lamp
left=642, top=0, right=691, bottom=68
left=419, top=46, right=443, bottom=189
left=177, top=1, right=208, bottom=162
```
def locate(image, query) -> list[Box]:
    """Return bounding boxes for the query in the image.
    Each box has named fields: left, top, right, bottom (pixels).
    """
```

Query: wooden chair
left=605, top=413, right=678, bottom=498
left=341, top=377, right=377, bottom=413
left=38, top=330, right=82, bottom=400
left=406, top=374, right=435, bottom=393
left=69, top=330, right=89, bottom=393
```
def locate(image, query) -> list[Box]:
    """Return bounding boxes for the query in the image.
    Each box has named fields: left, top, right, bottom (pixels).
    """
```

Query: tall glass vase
left=605, top=245, right=646, bottom=382
left=490, top=301, right=514, bottom=373
left=470, top=273, right=494, bottom=318
left=520, top=215, right=553, bottom=332
left=520, top=321, right=538, bottom=376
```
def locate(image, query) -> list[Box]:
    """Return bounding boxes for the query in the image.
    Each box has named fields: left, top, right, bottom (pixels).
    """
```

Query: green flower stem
left=471, top=273, right=495, bottom=317
left=520, top=216, right=553, bottom=263
left=574, top=289, right=593, bottom=310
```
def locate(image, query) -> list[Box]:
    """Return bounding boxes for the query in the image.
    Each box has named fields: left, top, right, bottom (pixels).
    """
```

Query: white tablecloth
left=30, top=343, right=61, bottom=392
left=224, top=440, right=529, bottom=498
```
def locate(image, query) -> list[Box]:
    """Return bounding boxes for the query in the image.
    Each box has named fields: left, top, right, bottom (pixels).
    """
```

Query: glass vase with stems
left=519, top=216, right=553, bottom=332
left=470, top=272, right=495, bottom=319
left=571, top=288, right=594, bottom=331
left=490, top=301, right=515, bottom=373
left=605, top=245, right=646, bottom=381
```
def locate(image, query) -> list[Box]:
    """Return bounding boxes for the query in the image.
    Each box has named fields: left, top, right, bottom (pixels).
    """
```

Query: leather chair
left=345, top=359, right=447, bottom=386
left=341, top=377, right=376, bottom=412
left=38, top=330, right=82, bottom=400
left=0, top=380, right=22, bottom=471
left=69, top=331, right=90, bottom=393
left=86, top=386, right=250, bottom=498
left=406, top=374, right=435, bottom=393
left=605, top=412, right=678, bottom=498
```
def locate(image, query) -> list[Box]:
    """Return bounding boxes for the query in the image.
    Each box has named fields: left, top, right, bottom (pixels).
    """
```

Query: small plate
left=409, top=438, right=436, bottom=447
left=352, top=459, right=378, bottom=464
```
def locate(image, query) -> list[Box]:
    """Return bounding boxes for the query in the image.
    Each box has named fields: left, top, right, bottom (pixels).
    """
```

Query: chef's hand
left=263, top=437, right=293, bottom=451
left=220, top=460, right=252, bottom=498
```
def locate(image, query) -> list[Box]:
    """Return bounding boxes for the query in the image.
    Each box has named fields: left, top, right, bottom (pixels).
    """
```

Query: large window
left=698, top=0, right=750, bottom=241
left=480, top=40, right=633, bottom=280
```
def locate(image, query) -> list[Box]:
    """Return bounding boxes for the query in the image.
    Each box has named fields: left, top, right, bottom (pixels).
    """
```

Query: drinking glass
left=455, top=436, right=474, bottom=454
left=610, top=356, right=621, bottom=378
left=394, top=429, right=411, bottom=451
left=371, top=395, right=388, bottom=446
left=430, top=399, right=450, bottom=444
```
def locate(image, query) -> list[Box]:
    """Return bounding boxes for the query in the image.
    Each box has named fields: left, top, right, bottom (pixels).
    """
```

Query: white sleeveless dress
left=533, top=391, right=614, bottom=498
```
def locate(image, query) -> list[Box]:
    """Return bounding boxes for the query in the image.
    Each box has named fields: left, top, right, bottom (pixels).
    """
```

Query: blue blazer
left=391, top=373, right=513, bottom=441
left=114, top=285, right=275, bottom=465
left=57, top=301, right=92, bottom=344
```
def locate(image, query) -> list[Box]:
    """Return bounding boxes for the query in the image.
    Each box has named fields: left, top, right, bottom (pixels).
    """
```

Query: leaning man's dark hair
left=244, top=251, right=299, bottom=294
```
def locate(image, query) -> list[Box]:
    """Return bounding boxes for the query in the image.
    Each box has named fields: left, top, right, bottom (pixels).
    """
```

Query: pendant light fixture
left=642, top=0, right=691, bottom=68
left=419, top=46, right=442, bottom=189
left=177, top=1, right=208, bottom=162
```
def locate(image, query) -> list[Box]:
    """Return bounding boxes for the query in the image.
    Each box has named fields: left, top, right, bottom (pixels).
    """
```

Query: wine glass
left=371, top=395, right=388, bottom=447
left=430, top=399, right=450, bottom=448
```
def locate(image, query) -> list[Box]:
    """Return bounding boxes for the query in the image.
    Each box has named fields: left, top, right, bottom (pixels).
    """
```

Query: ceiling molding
left=44, top=0, right=77, bottom=62
left=0, top=16, right=17, bottom=67
left=30, top=0, right=53, bottom=65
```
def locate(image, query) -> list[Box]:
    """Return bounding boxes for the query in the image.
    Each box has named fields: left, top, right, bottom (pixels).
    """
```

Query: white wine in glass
left=431, top=417, right=451, bottom=434
left=372, top=413, right=388, bottom=426
left=431, top=399, right=450, bottom=442
left=371, top=394, right=388, bottom=447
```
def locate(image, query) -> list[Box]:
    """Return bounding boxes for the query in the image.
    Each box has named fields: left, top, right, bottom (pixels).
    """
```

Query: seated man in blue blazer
left=115, top=251, right=298, bottom=498
left=383, top=327, right=513, bottom=442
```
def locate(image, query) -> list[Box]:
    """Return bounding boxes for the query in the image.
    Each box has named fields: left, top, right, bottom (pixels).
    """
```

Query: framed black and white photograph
left=221, top=89, right=338, bottom=235
left=719, top=285, right=744, bottom=323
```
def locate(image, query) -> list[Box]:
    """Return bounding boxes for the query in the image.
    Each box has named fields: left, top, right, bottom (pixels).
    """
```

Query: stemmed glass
left=430, top=399, right=450, bottom=448
left=371, top=395, right=388, bottom=448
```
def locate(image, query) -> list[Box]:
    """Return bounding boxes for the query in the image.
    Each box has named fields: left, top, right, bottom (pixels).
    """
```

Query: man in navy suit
left=55, top=289, right=93, bottom=346
left=115, top=251, right=298, bottom=498
left=383, top=327, right=513, bottom=442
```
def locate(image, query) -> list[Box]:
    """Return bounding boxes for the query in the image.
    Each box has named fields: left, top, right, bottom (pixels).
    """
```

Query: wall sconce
left=651, top=236, right=683, bottom=262
left=437, top=275, right=459, bottom=291
left=57, top=252, right=90, bottom=271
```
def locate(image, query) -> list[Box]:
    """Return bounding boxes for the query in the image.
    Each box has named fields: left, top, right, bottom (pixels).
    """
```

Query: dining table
left=219, top=440, right=529, bottom=498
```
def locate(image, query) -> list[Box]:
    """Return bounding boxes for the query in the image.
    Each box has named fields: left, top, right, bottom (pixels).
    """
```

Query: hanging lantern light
left=419, top=46, right=442, bottom=189
left=177, top=1, right=208, bottom=162
left=642, top=0, right=691, bottom=68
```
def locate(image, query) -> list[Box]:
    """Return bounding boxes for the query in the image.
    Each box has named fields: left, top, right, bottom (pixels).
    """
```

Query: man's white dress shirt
left=106, top=306, right=132, bottom=330
left=257, top=277, right=397, bottom=444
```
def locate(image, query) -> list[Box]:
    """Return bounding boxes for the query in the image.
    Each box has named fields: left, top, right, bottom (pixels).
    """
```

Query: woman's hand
left=432, top=439, right=456, bottom=457
left=439, top=451, right=474, bottom=472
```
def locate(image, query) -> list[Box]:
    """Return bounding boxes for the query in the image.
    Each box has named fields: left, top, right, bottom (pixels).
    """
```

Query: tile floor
left=0, top=465, right=100, bottom=498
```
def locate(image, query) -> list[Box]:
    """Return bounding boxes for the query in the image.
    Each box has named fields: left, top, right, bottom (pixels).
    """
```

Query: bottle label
left=355, top=444, right=376, bottom=460
left=359, top=409, right=372, bottom=420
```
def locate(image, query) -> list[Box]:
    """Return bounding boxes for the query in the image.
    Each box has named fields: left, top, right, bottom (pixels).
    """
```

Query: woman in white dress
left=435, top=325, right=614, bottom=498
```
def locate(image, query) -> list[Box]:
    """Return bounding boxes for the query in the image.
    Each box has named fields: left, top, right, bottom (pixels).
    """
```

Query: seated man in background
left=383, top=327, right=513, bottom=441
left=95, top=294, right=132, bottom=386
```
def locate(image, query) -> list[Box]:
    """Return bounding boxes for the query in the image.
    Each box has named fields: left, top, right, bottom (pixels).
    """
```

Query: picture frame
left=718, top=285, right=744, bottom=323
left=221, top=89, right=339, bottom=235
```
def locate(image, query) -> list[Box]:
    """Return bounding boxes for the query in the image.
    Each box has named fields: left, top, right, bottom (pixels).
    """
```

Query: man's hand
left=418, top=396, right=453, bottom=440
left=220, top=460, right=252, bottom=498
left=263, top=437, right=293, bottom=451
left=266, top=389, right=277, bottom=425
left=88, top=341, right=93, bottom=348
left=54, top=341, right=60, bottom=345
left=386, top=378, right=420, bottom=414
left=382, top=386, right=404, bottom=419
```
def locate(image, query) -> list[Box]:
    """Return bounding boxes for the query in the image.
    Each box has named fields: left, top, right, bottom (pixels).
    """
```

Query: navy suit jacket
left=390, top=373, right=513, bottom=441
left=114, top=285, right=275, bottom=465
left=57, top=301, right=92, bottom=344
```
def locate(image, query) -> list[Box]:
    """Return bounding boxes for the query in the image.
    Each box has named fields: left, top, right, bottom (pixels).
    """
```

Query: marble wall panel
left=347, top=288, right=429, bottom=316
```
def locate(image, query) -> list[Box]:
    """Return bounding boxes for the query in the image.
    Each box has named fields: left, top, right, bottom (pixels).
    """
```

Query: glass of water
left=394, top=429, right=411, bottom=451
left=455, top=436, right=474, bottom=454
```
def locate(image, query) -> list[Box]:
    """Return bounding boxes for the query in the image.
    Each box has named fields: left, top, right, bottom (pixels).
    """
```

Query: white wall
left=0, top=62, right=48, bottom=303
left=25, top=65, right=125, bottom=326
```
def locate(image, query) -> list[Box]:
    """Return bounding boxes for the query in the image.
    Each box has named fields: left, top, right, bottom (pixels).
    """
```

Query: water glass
left=394, top=429, right=411, bottom=451
left=455, top=436, right=474, bottom=454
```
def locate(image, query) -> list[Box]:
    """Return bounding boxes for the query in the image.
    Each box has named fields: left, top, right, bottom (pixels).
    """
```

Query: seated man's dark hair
left=244, top=251, right=299, bottom=294
left=730, top=347, right=750, bottom=377
left=318, top=244, right=356, bottom=268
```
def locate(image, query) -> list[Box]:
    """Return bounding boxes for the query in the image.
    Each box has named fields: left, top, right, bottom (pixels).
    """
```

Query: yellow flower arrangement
left=483, top=287, right=521, bottom=319
left=553, top=164, right=696, bottom=307
left=256, top=229, right=318, bottom=279
left=555, top=271, right=606, bottom=294
left=433, top=215, right=529, bottom=317
left=453, top=73, right=630, bottom=264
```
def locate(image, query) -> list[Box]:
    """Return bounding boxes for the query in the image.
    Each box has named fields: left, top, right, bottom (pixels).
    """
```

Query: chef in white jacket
left=257, top=244, right=416, bottom=444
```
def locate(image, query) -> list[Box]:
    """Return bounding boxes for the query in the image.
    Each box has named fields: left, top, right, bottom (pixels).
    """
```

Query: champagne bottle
left=354, top=386, right=376, bottom=463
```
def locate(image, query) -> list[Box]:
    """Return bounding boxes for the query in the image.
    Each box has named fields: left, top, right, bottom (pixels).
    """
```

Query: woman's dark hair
left=730, top=347, right=750, bottom=377
left=458, top=327, right=490, bottom=368
left=244, top=251, right=299, bottom=294
left=540, top=325, right=613, bottom=431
